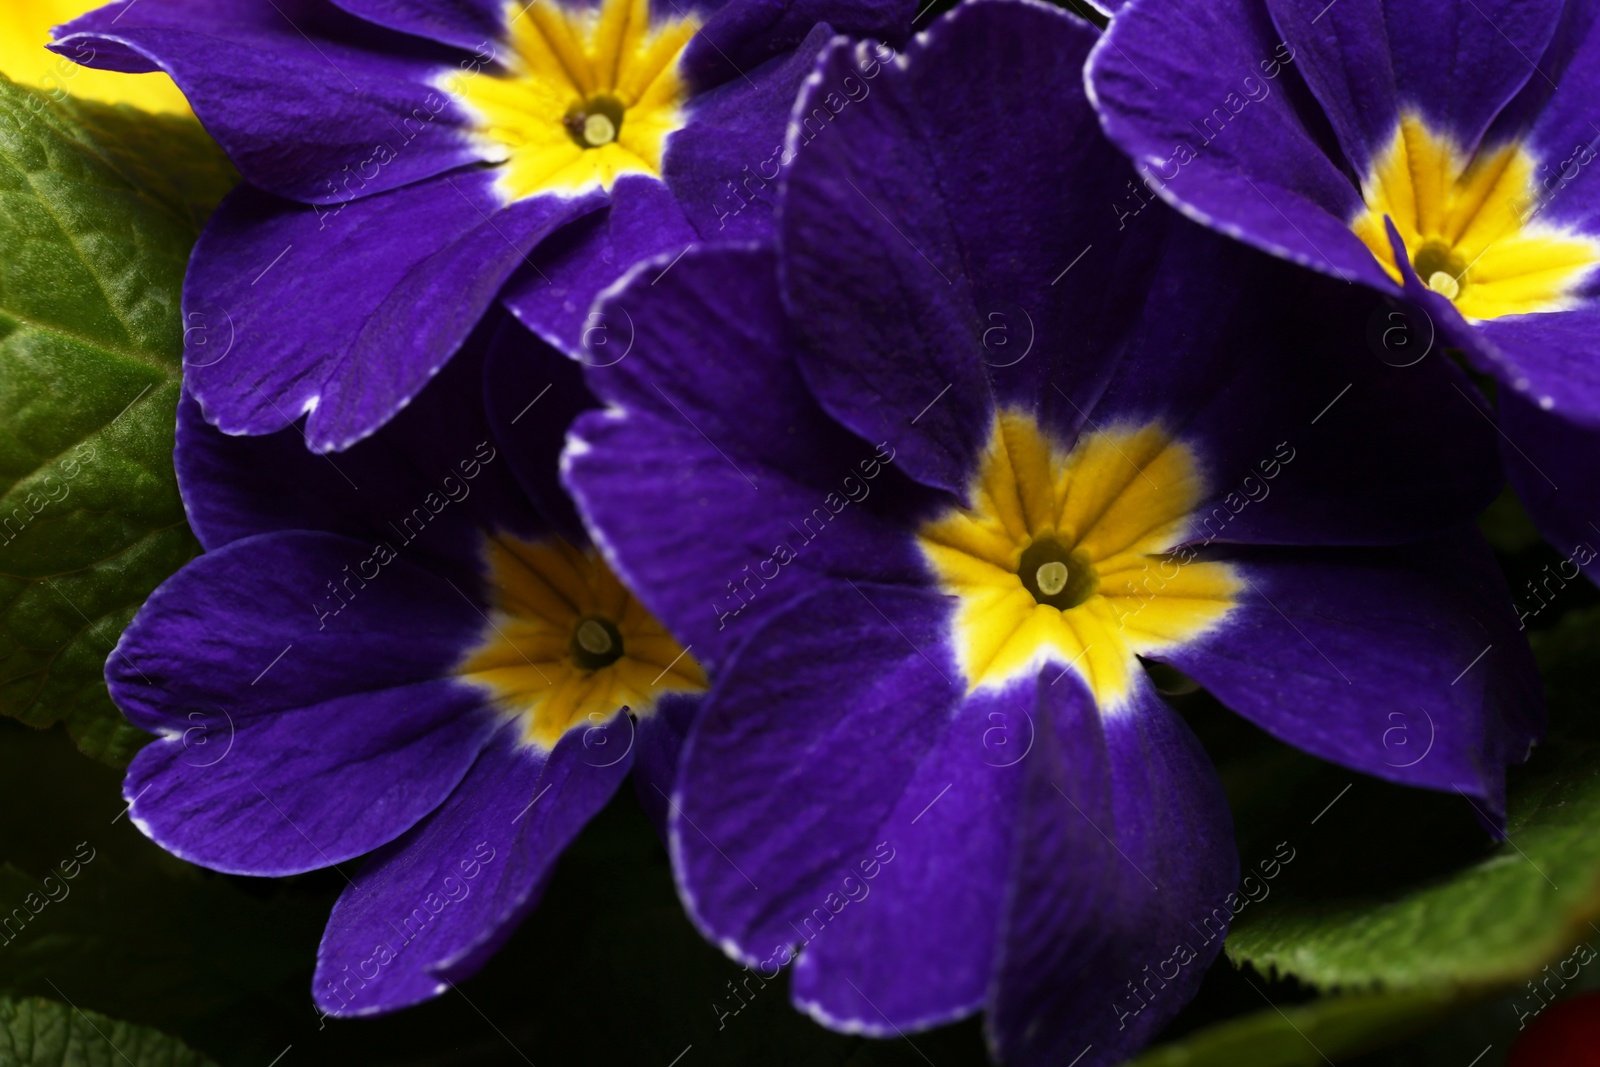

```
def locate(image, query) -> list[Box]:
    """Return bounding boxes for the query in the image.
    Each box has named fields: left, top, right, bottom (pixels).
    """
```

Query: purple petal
left=665, top=24, right=834, bottom=242
left=325, top=0, right=508, bottom=51
left=183, top=172, right=602, bottom=451
left=781, top=3, right=1148, bottom=493
left=1154, top=532, right=1543, bottom=822
left=177, top=309, right=542, bottom=562
left=1375, top=222, right=1600, bottom=427
left=483, top=315, right=601, bottom=545
left=988, top=675, right=1236, bottom=1067
left=1484, top=0, right=1596, bottom=141
left=681, top=0, right=911, bottom=89
left=56, top=0, right=484, bottom=203
left=501, top=175, right=697, bottom=357
left=670, top=582, right=961, bottom=974
left=565, top=245, right=936, bottom=669
left=1265, top=0, right=1559, bottom=172
left=314, top=718, right=633, bottom=1015
left=670, top=582, right=1235, bottom=1064
left=1500, top=392, right=1600, bottom=586
left=1477, top=306, right=1600, bottom=425
left=111, top=531, right=499, bottom=875
left=1088, top=0, right=1391, bottom=290
left=787, top=681, right=1028, bottom=1033
left=1499, top=1, right=1600, bottom=234
left=630, top=692, right=703, bottom=837
left=1462, top=16, right=1600, bottom=427
left=1081, top=227, right=1503, bottom=547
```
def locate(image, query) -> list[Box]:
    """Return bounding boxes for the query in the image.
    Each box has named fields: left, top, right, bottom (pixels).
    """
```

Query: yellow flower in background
left=0, top=0, right=189, bottom=113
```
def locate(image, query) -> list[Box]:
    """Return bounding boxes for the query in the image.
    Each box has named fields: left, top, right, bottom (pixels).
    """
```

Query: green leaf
left=0, top=997, right=217, bottom=1067
left=1221, top=605, right=1600, bottom=991
left=0, top=75, right=235, bottom=764
left=1127, top=986, right=1465, bottom=1067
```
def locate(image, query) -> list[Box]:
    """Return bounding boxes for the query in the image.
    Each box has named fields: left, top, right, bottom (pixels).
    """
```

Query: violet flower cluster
left=61, top=0, right=1600, bottom=1061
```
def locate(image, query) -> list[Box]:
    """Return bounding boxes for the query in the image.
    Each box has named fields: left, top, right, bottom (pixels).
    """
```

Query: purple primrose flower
left=106, top=314, right=704, bottom=1016
left=55, top=0, right=911, bottom=451
left=1087, top=0, right=1600, bottom=581
left=560, top=2, right=1544, bottom=1062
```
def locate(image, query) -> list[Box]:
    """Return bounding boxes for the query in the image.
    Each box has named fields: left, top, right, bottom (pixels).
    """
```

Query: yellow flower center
left=457, top=535, right=705, bottom=749
left=917, top=412, right=1239, bottom=708
left=2, top=0, right=189, bottom=113
left=1351, top=112, right=1600, bottom=320
left=447, top=0, right=699, bottom=202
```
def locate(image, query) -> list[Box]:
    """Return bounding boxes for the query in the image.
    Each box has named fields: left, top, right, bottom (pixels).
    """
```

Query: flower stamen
left=457, top=535, right=704, bottom=748
left=918, top=413, right=1238, bottom=706
left=446, top=0, right=699, bottom=201
left=1351, top=112, right=1600, bottom=319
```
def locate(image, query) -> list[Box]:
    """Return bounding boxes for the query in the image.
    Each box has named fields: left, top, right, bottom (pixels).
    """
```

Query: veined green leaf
left=0, top=996, right=217, bottom=1067
left=1224, top=607, right=1600, bottom=991
left=0, top=76, right=234, bottom=764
